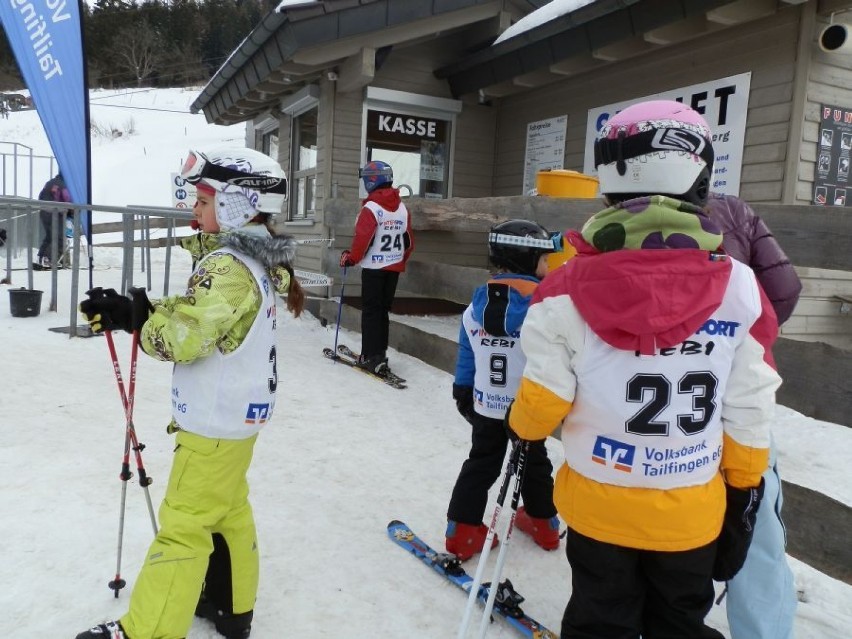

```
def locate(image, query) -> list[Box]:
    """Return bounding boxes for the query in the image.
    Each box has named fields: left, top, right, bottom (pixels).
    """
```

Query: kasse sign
left=367, top=109, right=447, bottom=145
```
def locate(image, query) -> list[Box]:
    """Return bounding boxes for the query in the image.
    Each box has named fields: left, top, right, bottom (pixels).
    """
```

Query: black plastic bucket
left=9, top=288, right=43, bottom=317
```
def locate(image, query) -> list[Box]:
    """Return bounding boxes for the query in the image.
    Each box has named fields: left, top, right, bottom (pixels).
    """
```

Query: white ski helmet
left=594, top=100, right=715, bottom=206
left=181, top=146, right=288, bottom=230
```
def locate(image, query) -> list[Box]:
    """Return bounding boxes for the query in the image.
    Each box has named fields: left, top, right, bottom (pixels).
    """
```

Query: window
left=281, top=85, right=320, bottom=221
left=290, top=106, right=317, bottom=220
left=261, top=130, right=278, bottom=160
left=364, top=88, right=461, bottom=199
left=254, top=112, right=279, bottom=161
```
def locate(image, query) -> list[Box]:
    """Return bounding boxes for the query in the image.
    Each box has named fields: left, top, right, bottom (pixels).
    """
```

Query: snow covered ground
left=1, top=88, right=850, bottom=638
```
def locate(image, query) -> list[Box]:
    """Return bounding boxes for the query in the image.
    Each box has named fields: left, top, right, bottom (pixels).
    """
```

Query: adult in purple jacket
left=706, top=192, right=801, bottom=639
left=706, top=192, right=801, bottom=324
left=36, top=172, right=72, bottom=269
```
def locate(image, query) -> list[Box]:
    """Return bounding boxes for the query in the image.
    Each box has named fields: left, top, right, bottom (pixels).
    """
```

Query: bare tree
left=111, top=20, right=162, bottom=87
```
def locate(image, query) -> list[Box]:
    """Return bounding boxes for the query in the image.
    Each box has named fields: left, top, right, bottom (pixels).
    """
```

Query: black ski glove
left=713, top=478, right=765, bottom=581
left=452, top=384, right=475, bottom=424
left=80, top=287, right=152, bottom=334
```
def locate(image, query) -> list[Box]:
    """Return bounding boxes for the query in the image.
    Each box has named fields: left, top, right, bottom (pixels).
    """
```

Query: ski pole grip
left=128, top=287, right=154, bottom=332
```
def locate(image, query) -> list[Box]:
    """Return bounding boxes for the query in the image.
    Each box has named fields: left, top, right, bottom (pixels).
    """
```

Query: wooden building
left=190, top=0, right=852, bottom=348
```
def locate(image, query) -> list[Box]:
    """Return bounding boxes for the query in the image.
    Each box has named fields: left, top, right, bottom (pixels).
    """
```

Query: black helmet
left=488, top=219, right=556, bottom=276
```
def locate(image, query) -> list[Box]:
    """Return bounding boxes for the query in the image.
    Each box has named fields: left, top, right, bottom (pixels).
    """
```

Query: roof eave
left=192, top=0, right=508, bottom=125
left=438, top=0, right=742, bottom=98
left=190, top=9, right=288, bottom=118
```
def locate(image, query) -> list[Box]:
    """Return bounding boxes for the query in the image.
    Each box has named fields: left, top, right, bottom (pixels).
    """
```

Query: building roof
left=436, top=0, right=775, bottom=98
left=192, top=0, right=806, bottom=123
left=191, top=0, right=530, bottom=124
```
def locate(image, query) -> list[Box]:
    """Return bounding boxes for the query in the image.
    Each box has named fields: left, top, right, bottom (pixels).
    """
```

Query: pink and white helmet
left=594, top=100, right=715, bottom=206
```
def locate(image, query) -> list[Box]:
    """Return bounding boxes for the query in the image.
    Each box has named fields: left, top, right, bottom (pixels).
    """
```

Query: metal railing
left=0, top=143, right=58, bottom=199
left=0, top=195, right=192, bottom=337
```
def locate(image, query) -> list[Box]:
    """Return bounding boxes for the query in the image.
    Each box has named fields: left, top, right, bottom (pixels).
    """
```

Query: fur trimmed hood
left=222, top=226, right=297, bottom=268
left=179, top=224, right=298, bottom=297
left=180, top=224, right=296, bottom=268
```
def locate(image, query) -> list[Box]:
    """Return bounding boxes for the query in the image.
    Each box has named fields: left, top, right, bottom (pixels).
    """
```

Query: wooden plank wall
left=493, top=6, right=802, bottom=203
left=329, top=84, right=366, bottom=203
left=326, top=197, right=852, bottom=268
left=783, top=482, right=852, bottom=584
left=325, top=195, right=852, bottom=346
left=774, top=338, right=852, bottom=427
left=783, top=267, right=852, bottom=348
left=755, top=203, right=852, bottom=347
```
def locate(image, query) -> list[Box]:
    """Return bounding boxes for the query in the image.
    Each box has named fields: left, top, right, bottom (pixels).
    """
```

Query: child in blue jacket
left=446, top=219, right=560, bottom=560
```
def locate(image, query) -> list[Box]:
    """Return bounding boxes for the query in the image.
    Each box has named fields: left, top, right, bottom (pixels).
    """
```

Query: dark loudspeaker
left=819, top=23, right=852, bottom=53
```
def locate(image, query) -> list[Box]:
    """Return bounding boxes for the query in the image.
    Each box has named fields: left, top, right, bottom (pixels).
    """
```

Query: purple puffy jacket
left=705, top=192, right=802, bottom=325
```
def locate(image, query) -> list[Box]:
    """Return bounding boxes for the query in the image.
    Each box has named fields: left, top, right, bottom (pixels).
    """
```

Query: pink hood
left=546, top=248, right=733, bottom=355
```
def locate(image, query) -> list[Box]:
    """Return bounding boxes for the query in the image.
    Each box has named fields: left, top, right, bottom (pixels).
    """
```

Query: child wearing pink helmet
left=507, top=100, right=779, bottom=638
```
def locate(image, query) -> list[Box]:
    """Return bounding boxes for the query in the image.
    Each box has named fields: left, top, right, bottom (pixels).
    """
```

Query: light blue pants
left=726, top=439, right=797, bottom=639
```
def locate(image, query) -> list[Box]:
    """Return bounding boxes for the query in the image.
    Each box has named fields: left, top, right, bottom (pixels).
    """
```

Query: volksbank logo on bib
left=591, top=436, right=635, bottom=472
left=474, top=387, right=513, bottom=412
left=245, top=403, right=271, bottom=425
left=591, top=436, right=722, bottom=477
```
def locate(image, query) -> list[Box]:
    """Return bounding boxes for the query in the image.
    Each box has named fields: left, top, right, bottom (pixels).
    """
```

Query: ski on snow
left=387, top=520, right=558, bottom=638
left=335, top=344, right=407, bottom=383
left=322, top=344, right=407, bottom=389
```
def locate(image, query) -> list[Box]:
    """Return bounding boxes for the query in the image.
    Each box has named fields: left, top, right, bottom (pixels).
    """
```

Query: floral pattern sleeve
left=140, top=252, right=260, bottom=363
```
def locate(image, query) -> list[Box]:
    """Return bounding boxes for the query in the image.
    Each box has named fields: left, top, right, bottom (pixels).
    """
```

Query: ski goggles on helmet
left=180, top=150, right=288, bottom=196
left=594, top=125, right=714, bottom=175
left=487, top=231, right=558, bottom=252
left=358, top=164, right=393, bottom=179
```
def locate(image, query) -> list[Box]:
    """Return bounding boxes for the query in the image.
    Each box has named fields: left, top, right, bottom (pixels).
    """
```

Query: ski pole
left=332, top=265, right=347, bottom=357
left=476, top=440, right=529, bottom=639
left=457, top=443, right=522, bottom=639
left=103, top=328, right=158, bottom=598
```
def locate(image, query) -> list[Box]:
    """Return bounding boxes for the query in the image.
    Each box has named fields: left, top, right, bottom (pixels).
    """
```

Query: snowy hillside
left=0, top=87, right=245, bottom=209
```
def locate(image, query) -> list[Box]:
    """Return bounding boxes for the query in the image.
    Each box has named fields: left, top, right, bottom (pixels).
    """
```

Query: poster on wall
left=813, top=104, right=852, bottom=206
left=420, top=141, right=446, bottom=182
left=522, top=115, right=567, bottom=194
left=583, top=72, right=752, bottom=197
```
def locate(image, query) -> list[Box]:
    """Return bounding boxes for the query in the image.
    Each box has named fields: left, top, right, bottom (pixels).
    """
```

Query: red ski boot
left=515, top=506, right=561, bottom=551
left=445, top=521, right=498, bottom=561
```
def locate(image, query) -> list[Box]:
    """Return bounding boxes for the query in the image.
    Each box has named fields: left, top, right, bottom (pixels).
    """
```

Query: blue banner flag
left=0, top=0, right=93, bottom=282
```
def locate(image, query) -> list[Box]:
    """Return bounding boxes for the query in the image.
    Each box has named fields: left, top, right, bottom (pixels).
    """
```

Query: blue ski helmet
left=360, top=160, right=393, bottom=193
